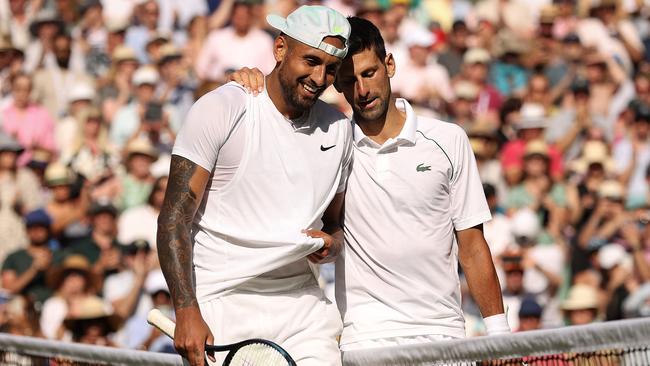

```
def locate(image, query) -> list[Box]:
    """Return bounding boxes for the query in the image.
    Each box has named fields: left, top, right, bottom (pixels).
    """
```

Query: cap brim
left=266, top=14, right=288, bottom=33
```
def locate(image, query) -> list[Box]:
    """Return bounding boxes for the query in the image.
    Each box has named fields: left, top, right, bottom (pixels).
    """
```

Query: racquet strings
left=227, top=342, right=291, bottom=366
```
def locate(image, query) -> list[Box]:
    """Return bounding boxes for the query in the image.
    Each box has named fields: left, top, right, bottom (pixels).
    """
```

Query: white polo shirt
left=172, top=82, right=352, bottom=303
left=336, top=98, right=491, bottom=345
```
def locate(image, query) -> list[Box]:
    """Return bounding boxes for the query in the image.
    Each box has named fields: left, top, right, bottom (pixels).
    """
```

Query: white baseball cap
left=266, top=5, right=350, bottom=58
left=403, top=26, right=435, bottom=48
left=67, top=82, right=96, bottom=103
left=132, top=66, right=159, bottom=86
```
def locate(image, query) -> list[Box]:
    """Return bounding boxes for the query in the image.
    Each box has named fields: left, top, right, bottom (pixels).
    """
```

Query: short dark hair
left=347, top=16, right=386, bottom=61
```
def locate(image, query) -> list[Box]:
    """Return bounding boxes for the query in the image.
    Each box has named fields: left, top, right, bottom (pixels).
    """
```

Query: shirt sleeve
left=172, top=83, right=247, bottom=172
left=449, top=126, right=492, bottom=231
left=336, top=121, right=353, bottom=193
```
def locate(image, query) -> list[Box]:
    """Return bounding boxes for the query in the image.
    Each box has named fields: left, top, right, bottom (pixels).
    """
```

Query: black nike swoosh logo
left=320, top=144, right=336, bottom=151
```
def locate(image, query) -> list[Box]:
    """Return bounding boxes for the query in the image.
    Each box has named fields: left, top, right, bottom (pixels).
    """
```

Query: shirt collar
left=352, top=98, right=418, bottom=146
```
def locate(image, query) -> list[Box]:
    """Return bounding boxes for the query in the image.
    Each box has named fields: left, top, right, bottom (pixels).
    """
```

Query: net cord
left=0, top=333, right=185, bottom=366
left=341, top=318, right=650, bottom=366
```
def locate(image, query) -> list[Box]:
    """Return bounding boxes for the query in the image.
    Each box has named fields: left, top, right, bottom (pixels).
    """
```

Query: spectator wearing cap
left=1, top=209, right=58, bottom=306
left=65, top=200, right=121, bottom=278
left=32, top=32, right=94, bottom=120
left=562, top=284, right=600, bottom=325
left=60, top=107, right=120, bottom=188
left=517, top=296, right=543, bottom=332
left=99, top=45, right=139, bottom=123
left=118, top=176, right=167, bottom=247
left=438, top=20, right=470, bottom=78
left=0, top=131, right=43, bottom=216
left=44, top=162, right=90, bottom=238
left=103, top=239, right=158, bottom=348
left=127, top=102, right=175, bottom=159
left=63, top=295, right=120, bottom=346
left=1, top=0, right=36, bottom=51
left=499, top=248, right=529, bottom=331
left=117, top=138, right=158, bottom=211
left=72, top=0, right=108, bottom=55
left=55, top=82, right=97, bottom=151
left=461, top=47, right=502, bottom=116
left=469, top=122, right=503, bottom=193
left=596, top=244, right=636, bottom=321
left=110, top=65, right=179, bottom=148
left=1, top=72, right=57, bottom=167
left=614, top=103, right=650, bottom=209
left=156, top=44, right=195, bottom=120
left=125, top=0, right=164, bottom=64
left=448, top=81, right=479, bottom=128
left=500, top=103, right=564, bottom=185
left=505, top=140, right=567, bottom=241
left=553, top=0, right=579, bottom=40
left=40, top=255, right=99, bottom=340
left=195, top=1, right=274, bottom=82
left=391, top=26, right=453, bottom=111
left=490, top=31, right=530, bottom=98
left=578, top=180, right=628, bottom=251
left=0, top=37, right=21, bottom=99
left=22, top=8, right=65, bottom=73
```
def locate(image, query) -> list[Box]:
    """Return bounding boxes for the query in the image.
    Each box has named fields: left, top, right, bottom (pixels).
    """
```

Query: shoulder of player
left=415, top=116, right=468, bottom=146
left=310, top=100, right=351, bottom=129
left=191, top=82, right=248, bottom=110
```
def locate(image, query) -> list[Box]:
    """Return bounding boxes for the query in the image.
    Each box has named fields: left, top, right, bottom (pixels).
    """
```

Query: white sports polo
left=336, top=98, right=491, bottom=345
left=172, top=82, right=352, bottom=303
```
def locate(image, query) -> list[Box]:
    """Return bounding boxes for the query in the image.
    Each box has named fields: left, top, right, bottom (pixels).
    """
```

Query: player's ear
left=385, top=53, right=396, bottom=78
left=274, top=36, right=288, bottom=63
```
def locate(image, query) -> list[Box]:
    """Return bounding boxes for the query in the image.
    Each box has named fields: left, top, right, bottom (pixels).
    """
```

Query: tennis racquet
left=147, top=309, right=297, bottom=366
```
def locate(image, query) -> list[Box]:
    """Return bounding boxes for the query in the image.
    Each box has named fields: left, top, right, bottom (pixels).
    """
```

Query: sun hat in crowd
left=125, top=138, right=159, bottom=160
left=598, top=180, right=625, bottom=200
left=132, top=66, right=159, bottom=86
left=47, top=255, right=98, bottom=291
left=105, top=16, right=129, bottom=34
left=454, top=81, right=479, bottom=100
left=0, top=132, right=24, bottom=154
left=569, top=140, right=614, bottom=174
left=510, top=208, right=541, bottom=245
left=561, top=284, right=599, bottom=311
left=266, top=5, right=351, bottom=58
left=63, top=296, right=121, bottom=332
left=67, top=83, right=96, bottom=103
left=158, top=43, right=182, bottom=64
left=463, top=47, right=491, bottom=65
left=524, top=139, right=550, bottom=158
left=598, top=244, right=632, bottom=271
left=145, top=270, right=170, bottom=295
left=516, top=103, right=547, bottom=130
left=112, top=45, right=138, bottom=64
left=44, top=162, right=75, bottom=187
left=24, top=209, right=52, bottom=228
left=0, top=36, right=18, bottom=54
left=29, top=9, right=64, bottom=37
left=402, top=27, right=435, bottom=48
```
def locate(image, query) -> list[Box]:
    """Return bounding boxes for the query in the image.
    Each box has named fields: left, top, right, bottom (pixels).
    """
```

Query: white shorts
left=199, top=285, right=343, bottom=366
left=339, top=333, right=457, bottom=352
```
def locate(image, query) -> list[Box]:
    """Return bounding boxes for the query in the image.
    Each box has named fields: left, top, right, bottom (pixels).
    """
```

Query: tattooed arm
left=157, top=155, right=215, bottom=366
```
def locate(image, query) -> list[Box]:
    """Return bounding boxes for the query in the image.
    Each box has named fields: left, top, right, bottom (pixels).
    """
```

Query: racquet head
left=214, top=339, right=296, bottom=366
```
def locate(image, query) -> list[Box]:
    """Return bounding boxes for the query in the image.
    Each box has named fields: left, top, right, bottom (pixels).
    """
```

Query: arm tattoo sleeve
left=157, top=155, right=201, bottom=309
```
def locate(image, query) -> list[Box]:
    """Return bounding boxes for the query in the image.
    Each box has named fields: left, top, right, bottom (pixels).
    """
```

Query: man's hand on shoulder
left=228, top=67, right=265, bottom=96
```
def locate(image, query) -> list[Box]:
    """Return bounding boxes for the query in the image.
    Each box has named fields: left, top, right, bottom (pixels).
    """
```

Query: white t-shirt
left=172, top=83, right=353, bottom=303
left=336, top=98, right=491, bottom=345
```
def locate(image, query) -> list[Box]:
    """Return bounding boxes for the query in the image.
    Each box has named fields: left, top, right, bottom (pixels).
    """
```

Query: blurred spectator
left=1, top=209, right=57, bottom=307
left=461, top=47, right=502, bottom=118
left=125, top=0, right=163, bottom=64
left=448, top=81, right=479, bottom=128
left=117, top=138, right=158, bottom=211
left=490, top=31, right=529, bottom=98
left=43, top=162, right=90, bottom=238
left=63, top=295, right=119, bottom=346
left=40, top=255, right=98, bottom=340
left=0, top=295, right=42, bottom=337
left=561, top=284, right=600, bottom=325
left=103, top=239, right=157, bottom=348
left=438, top=20, right=469, bottom=78
left=614, top=103, right=650, bottom=209
left=517, top=296, right=543, bottom=332
left=578, top=180, right=629, bottom=251
left=156, top=44, right=195, bottom=120
left=482, top=183, right=512, bottom=259
left=195, top=1, right=274, bottom=82
left=1, top=72, right=57, bottom=167
left=99, top=45, right=139, bottom=123
left=55, top=82, right=96, bottom=150
left=32, top=32, right=94, bottom=120
left=472, top=0, right=535, bottom=37
left=65, top=201, right=121, bottom=278
left=118, top=176, right=167, bottom=246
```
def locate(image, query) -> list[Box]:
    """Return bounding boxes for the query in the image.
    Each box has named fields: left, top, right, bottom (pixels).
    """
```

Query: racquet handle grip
left=147, top=309, right=176, bottom=339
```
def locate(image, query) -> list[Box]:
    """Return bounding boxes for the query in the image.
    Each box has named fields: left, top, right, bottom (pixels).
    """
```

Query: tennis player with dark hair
left=232, top=16, right=509, bottom=354
left=157, top=6, right=352, bottom=366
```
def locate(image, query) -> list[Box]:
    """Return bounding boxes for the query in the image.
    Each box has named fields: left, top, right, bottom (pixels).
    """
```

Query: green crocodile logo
left=416, top=163, right=431, bottom=172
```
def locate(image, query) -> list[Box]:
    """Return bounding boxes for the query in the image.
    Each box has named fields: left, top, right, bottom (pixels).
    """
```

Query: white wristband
left=484, top=313, right=510, bottom=335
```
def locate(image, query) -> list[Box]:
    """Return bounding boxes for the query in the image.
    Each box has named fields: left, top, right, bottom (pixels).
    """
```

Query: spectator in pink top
left=194, top=1, right=274, bottom=82
left=501, top=103, right=564, bottom=185
left=1, top=73, right=56, bottom=167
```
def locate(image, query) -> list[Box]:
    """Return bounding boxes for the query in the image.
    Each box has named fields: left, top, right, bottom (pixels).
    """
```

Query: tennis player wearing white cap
left=231, top=17, right=510, bottom=357
left=157, top=6, right=352, bottom=366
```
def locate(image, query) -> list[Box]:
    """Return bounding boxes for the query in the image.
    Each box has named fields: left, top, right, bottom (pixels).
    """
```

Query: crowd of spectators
left=0, top=0, right=649, bottom=352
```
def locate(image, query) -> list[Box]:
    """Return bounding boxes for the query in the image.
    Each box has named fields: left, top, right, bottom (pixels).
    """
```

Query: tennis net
left=342, top=318, right=650, bottom=366
left=0, top=333, right=184, bottom=365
